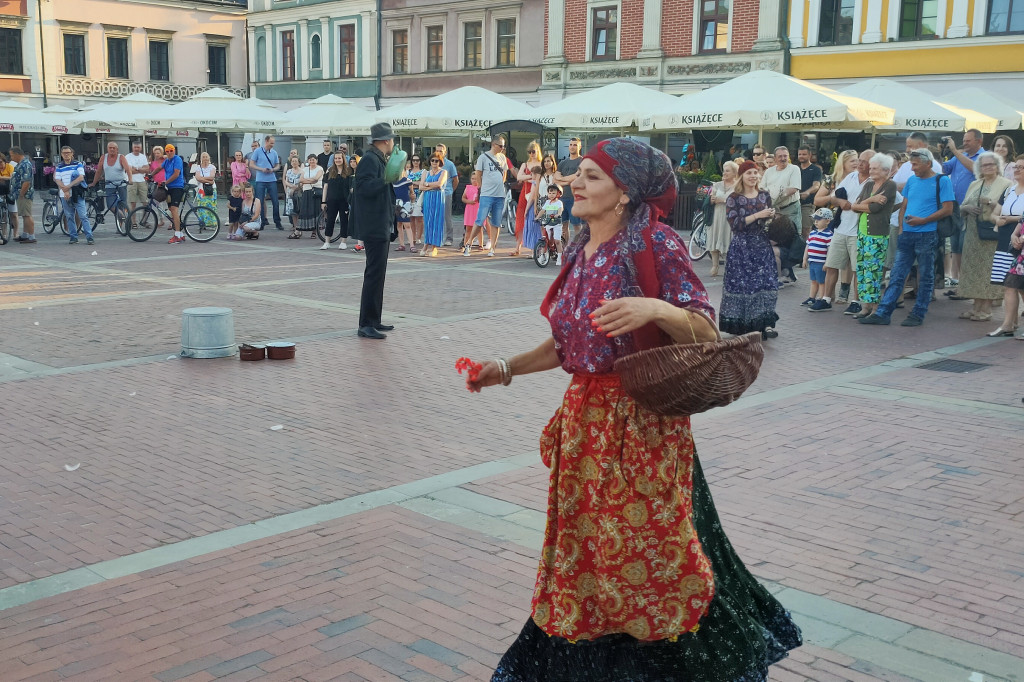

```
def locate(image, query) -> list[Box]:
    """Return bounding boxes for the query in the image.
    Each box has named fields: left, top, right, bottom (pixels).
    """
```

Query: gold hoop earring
left=614, top=203, right=624, bottom=217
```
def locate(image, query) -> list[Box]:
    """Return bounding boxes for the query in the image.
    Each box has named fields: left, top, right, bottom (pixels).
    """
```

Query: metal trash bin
left=180, top=307, right=236, bottom=358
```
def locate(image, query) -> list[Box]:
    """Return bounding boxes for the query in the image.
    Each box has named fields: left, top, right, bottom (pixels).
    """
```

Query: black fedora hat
left=370, top=122, right=396, bottom=141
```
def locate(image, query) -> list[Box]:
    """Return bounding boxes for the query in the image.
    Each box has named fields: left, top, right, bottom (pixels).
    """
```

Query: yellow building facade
left=786, top=0, right=1024, bottom=92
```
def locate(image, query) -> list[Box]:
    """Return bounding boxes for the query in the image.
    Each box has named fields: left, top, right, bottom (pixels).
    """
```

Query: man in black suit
left=352, top=123, right=397, bottom=339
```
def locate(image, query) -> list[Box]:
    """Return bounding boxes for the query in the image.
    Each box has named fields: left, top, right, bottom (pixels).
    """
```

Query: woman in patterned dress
left=468, top=139, right=800, bottom=682
left=958, top=152, right=1011, bottom=322
left=850, top=154, right=897, bottom=319
left=192, top=152, right=218, bottom=228
left=720, top=161, right=780, bottom=339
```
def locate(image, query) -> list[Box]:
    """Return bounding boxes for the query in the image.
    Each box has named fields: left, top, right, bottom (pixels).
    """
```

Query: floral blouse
left=547, top=225, right=715, bottom=374
left=726, top=190, right=772, bottom=233
left=408, top=169, right=424, bottom=198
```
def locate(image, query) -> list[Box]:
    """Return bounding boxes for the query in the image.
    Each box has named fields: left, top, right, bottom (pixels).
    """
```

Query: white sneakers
left=463, top=246, right=471, bottom=256
left=319, top=241, right=330, bottom=250
left=338, top=241, right=347, bottom=250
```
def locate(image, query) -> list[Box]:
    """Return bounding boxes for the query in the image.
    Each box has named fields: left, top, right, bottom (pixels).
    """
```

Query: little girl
left=227, top=184, right=243, bottom=235
left=461, top=174, right=480, bottom=254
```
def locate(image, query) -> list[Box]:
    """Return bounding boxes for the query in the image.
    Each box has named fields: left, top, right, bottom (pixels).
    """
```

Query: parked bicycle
left=126, top=182, right=220, bottom=242
left=687, top=181, right=715, bottom=261
left=60, top=183, right=129, bottom=237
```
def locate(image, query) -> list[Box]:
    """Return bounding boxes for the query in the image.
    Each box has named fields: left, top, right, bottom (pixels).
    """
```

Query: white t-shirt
left=893, top=159, right=943, bottom=188
left=125, top=152, right=149, bottom=183
left=836, top=171, right=869, bottom=236
left=889, top=190, right=905, bottom=228
left=760, top=164, right=801, bottom=208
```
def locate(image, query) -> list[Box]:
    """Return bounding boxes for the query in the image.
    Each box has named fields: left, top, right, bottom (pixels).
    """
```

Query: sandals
left=987, top=326, right=1017, bottom=337
left=287, top=231, right=301, bottom=239
left=396, top=245, right=406, bottom=251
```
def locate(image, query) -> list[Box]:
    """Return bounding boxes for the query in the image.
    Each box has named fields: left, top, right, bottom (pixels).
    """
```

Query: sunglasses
left=753, top=152, right=765, bottom=156
left=430, top=159, right=441, bottom=163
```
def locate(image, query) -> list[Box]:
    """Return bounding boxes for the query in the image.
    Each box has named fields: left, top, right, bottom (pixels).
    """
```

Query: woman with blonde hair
left=512, top=140, right=542, bottom=256
left=707, top=160, right=738, bottom=276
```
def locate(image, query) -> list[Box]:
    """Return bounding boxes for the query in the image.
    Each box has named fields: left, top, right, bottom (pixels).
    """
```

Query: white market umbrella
left=531, top=82, right=683, bottom=129
left=278, top=94, right=374, bottom=136
left=383, top=86, right=535, bottom=131
left=840, top=79, right=997, bottom=133
left=0, top=100, right=79, bottom=134
left=649, top=70, right=894, bottom=131
left=140, top=88, right=284, bottom=131
left=41, top=104, right=79, bottom=115
left=941, top=87, right=1024, bottom=130
left=69, top=92, right=175, bottom=133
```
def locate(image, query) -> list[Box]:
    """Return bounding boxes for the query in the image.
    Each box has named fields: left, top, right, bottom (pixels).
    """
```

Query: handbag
left=934, top=175, right=960, bottom=239
left=968, top=182, right=998, bottom=240
left=152, top=185, right=168, bottom=203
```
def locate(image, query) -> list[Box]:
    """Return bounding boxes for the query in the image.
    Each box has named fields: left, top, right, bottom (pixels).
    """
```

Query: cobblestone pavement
left=0, top=223, right=1022, bottom=682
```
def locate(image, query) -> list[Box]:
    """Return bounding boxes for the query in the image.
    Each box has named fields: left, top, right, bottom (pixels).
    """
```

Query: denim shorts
left=561, top=193, right=582, bottom=226
left=475, top=195, right=505, bottom=228
left=809, top=260, right=826, bottom=283
left=948, top=227, right=965, bottom=254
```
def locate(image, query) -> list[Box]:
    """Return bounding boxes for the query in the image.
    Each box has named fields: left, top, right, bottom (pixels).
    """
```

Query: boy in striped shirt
left=802, top=208, right=834, bottom=306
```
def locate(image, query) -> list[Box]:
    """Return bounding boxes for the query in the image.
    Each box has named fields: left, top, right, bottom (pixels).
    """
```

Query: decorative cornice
left=56, top=78, right=247, bottom=101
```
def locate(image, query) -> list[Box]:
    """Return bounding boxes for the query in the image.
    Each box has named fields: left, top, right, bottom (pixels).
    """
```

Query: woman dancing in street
left=720, top=161, right=781, bottom=339
left=468, top=139, right=801, bottom=682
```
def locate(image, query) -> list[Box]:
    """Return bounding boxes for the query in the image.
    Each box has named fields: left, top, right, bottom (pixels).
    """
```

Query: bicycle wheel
left=182, top=206, right=220, bottom=242
left=114, top=203, right=129, bottom=235
left=87, top=200, right=98, bottom=229
left=688, top=213, right=709, bottom=261
left=0, top=206, right=8, bottom=244
left=503, top=199, right=517, bottom=235
left=42, top=202, right=57, bottom=233
left=533, top=239, right=550, bottom=268
left=126, top=207, right=158, bottom=242
left=314, top=210, right=342, bottom=243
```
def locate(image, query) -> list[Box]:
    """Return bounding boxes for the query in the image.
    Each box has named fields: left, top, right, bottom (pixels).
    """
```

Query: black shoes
left=357, top=326, right=386, bottom=339
left=374, top=324, right=395, bottom=331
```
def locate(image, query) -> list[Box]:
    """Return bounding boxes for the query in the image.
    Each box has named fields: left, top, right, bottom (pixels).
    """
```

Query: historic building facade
left=539, top=0, right=787, bottom=96
left=0, top=0, right=248, bottom=106
left=786, top=0, right=1024, bottom=93
left=379, top=0, right=546, bottom=104
left=246, top=0, right=378, bottom=107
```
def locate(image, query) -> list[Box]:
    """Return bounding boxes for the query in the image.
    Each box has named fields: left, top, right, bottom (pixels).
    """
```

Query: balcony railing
left=56, top=78, right=247, bottom=101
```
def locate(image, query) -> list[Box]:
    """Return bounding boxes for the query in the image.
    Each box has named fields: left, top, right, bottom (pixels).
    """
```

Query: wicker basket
left=613, top=332, right=765, bottom=416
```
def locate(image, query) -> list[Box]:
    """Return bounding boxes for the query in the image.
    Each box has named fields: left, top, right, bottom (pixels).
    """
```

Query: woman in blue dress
left=419, top=153, right=448, bottom=257
left=520, top=166, right=543, bottom=254
left=720, top=160, right=780, bottom=339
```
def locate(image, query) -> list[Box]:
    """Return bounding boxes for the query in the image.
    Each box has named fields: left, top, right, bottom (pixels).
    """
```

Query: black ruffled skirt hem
left=719, top=313, right=779, bottom=336
left=491, top=452, right=801, bottom=682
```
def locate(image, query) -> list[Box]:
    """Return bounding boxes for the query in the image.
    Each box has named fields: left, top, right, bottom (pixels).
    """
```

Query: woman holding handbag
left=987, top=156, right=1024, bottom=337
left=958, top=152, right=1011, bottom=321
left=469, top=139, right=800, bottom=682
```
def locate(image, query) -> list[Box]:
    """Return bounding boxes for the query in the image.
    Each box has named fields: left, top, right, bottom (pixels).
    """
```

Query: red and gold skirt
left=531, top=373, right=715, bottom=642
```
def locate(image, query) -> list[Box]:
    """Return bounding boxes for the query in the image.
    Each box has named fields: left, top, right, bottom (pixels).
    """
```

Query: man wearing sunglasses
left=468, top=135, right=508, bottom=257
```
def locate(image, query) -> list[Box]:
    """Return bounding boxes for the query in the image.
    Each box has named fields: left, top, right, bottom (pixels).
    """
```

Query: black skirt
left=491, top=451, right=801, bottom=682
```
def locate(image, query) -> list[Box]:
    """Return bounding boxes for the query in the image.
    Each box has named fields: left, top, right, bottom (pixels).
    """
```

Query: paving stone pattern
left=0, top=227, right=1022, bottom=680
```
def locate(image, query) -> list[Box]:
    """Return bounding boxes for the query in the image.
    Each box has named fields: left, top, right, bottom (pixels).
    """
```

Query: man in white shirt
left=809, top=149, right=875, bottom=313
left=124, top=140, right=150, bottom=214
left=761, top=146, right=802, bottom=228
left=893, top=132, right=942, bottom=191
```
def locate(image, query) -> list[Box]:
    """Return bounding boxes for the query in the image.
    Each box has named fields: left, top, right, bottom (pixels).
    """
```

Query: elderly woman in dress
left=469, top=139, right=800, bottom=682
left=707, top=160, right=738, bottom=277
left=721, top=160, right=780, bottom=339
left=957, top=151, right=1011, bottom=322
left=849, top=154, right=897, bottom=319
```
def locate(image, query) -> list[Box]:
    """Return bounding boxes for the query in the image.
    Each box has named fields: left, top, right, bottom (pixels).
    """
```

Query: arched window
left=311, top=34, right=322, bottom=69
left=255, top=36, right=267, bottom=81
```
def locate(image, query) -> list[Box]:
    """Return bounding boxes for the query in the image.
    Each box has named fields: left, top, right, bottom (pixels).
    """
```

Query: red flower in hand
left=455, top=357, right=483, bottom=386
